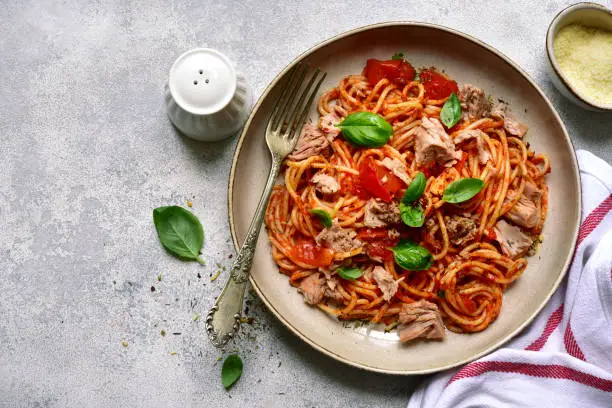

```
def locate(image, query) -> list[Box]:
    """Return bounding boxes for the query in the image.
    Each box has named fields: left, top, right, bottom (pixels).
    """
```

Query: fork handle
left=206, top=156, right=282, bottom=347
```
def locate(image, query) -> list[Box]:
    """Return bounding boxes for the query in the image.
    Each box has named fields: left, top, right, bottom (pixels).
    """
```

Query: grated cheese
left=553, top=24, right=612, bottom=106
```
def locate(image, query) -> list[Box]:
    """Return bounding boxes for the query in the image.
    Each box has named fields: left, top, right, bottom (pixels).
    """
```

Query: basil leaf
left=442, top=178, right=485, bottom=204
left=221, top=354, right=243, bottom=389
left=337, top=112, right=393, bottom=148
left=392, top=239, right=433, bottom=271
left=337, top=267, right=362, bottom=281
left=153, top=206, right=205, bottom=264
left=414, top=71, right=420, bottom=81
left=309, top=208, right=332, bottom=228
left=399, top=203, right=425, bottom=227
left=401, top=172, right=426, bottom=204
left=440, top=92, right=462, bottom=128
left=391, top=52, right=404, bottom=60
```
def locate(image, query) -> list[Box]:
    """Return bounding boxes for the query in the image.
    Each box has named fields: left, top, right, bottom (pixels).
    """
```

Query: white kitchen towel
left=408, top=150, right=612, bottom=408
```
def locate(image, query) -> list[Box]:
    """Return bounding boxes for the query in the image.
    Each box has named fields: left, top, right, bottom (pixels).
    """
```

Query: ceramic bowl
left=546, top=2, right=612, bottom=112
left=228, top=22, right=581, bottom=374
left=165, top=48, right=253, bottom=141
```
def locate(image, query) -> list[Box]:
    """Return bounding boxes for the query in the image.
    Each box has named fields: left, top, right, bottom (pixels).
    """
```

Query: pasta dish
left=264, top=55, right=550, bottom=342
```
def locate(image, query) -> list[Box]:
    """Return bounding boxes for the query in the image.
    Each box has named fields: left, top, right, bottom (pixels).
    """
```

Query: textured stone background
left=0, top=1, right=610, bottom=407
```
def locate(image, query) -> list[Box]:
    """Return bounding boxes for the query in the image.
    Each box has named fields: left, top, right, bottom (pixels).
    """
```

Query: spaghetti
left=264, top=57, right=550, bottom=339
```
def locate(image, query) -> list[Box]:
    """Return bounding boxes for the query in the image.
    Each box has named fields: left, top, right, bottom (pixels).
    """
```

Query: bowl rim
left=227, top=21, right=581, bottom=375
left=545, top=2, right=612, bottom=112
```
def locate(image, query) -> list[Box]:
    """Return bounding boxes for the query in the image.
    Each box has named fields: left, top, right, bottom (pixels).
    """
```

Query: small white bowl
left=164, top=48, right=252, bottom=141
left=546, top=2, right=612, bottom=112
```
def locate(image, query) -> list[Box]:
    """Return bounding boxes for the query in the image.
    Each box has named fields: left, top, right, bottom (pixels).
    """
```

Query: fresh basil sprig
left=402, top=172, right=426, bottom=204
left=392, top=52, right=405, bottom=60
left=442, top=178, right=485, bottom=204
left=221, top=354, right=243, bottom=389
left=153, top=206, right=205, bottom=264
left=399, top=172, right=427, bottom=227
left=337, top=267, right=362, bottom=281
left=440, top=92, right=462, bottom=128
left=399, top=204, right=425, bottom=227
left=309, top=208, right=332, bottom=228
left=392, top=239, right=433, bottom=271
left=337, top=112, right=393, bottom=148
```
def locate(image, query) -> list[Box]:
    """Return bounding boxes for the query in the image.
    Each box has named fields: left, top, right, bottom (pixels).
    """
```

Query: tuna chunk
left=319, top=105, right=347, bottom=139
left=372, top=266, right=398, bottom=301
left=445, top=215, right=477, bottom=246
left=323, top=276, right=345, bottom=302
left=398, top=300, right=446, bottom=342
left=493, top=219, right=533, bottom=259
left=491, top=102, right=528, bottom=138
left=459, top=84, right=490, bottom=121
left=298, top=273, right=326, bottom=305
left=364, top=199, right=401, bottom=228
left=415, top=117, right=459, bottom=167
left=380, top=157, right=412, bottom=185
left=288, top=123, right=330, bottom=161
left=454, top=129, right=491, bottom=164
left=315, top=224, right=363, bottom=253
left=505, top=181, right=542, bottom=229
left=311, top=173, right=340, bottom=194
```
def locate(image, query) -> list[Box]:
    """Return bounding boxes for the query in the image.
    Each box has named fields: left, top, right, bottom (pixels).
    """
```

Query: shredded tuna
left=414, top=117, right=459, bottom=167
left=445, top=215, right=477, bottom=246
left=298, top=273, right=326, bottom=305
left=459, top=84, right=490, bottom=121
left=315, top=224, right=363, bottom=253
left=398, top=300, right=446, bottom=342
left=388, top=228, right=400, bottom=240
left=493, top=219, right=533, bottom=259
left=372, top=266, right=398, bottom=301
left=288, top=123, right=330, bottom=161
left=323, top=276, right=344, bottom=302
left=505, top=181, right=542, bottom=229
left=380, top=157, right=412, bottom=185
left=454, top=129, right=491, bottom=164
left=364, top=199, right=401, bottom=228
left=491, top=102, right=528, bottom=138
left=311, top=173, right=340, bottom=194
left=319, top=105, right=347, bottom=139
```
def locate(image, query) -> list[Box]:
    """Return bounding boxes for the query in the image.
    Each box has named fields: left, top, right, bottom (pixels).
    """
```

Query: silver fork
left=205, top=64, right=327, bottom=347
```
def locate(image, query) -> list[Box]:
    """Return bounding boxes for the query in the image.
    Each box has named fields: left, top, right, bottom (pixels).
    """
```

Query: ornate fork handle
left=206, top=156, right=282, bottom=347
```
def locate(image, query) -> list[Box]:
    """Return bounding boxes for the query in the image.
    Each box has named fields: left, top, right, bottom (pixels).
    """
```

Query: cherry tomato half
left=288, top=239, right=334, bottom=267
left=420, top=69, right=459, bottom=100
left=364, top=59, right=416, bottom=87
left=358, top=157, right=395, bottom=202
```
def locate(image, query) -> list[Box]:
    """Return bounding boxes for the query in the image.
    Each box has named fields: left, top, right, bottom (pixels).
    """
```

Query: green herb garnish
left=392, top=239, right=433, bottom=271
left=392, top=52, right=405, bottom=60
left=221, top=354, right=243, bottom=389
left=309, top=208, right=332, bottom=228
left=442, top=178, right=485, bottom=204
left=337, top=266, right=362, bottom=281
left=440, top=92, right=462, bottom=128
left=153, top=206, right=205, bottom=264
left=337, top=112, right=393, bottom=148
left=399, top=203, right=425, bottom=227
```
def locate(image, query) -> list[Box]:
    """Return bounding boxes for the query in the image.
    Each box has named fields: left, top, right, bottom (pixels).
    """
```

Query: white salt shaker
left=164, top=48, right=252, bottom=141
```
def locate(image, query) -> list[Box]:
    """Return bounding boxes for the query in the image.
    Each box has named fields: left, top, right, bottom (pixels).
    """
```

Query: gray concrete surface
left=0, top=1, right=610, bottom=407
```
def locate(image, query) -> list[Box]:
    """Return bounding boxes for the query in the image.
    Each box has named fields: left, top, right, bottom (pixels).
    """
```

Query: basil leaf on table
left=399, top=203, right=425, bottom=228
left=152, top=206, right=205, bottom=264
left=392, top=239, right=433, bottom=271
left=442, top=178, right=485, bottom=204
left=440, top=92, right=462, bottom=128
left=391, top=52, right=405, bottom=60
left=337, top=267, right=362, bottom=281
left=221, top=354, right=243, bottom=389
left=337, top=112, right=393, bottom=148
left=309, top=208, right=332, bottom=228
left=401, top=172, right=426, bottom=204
